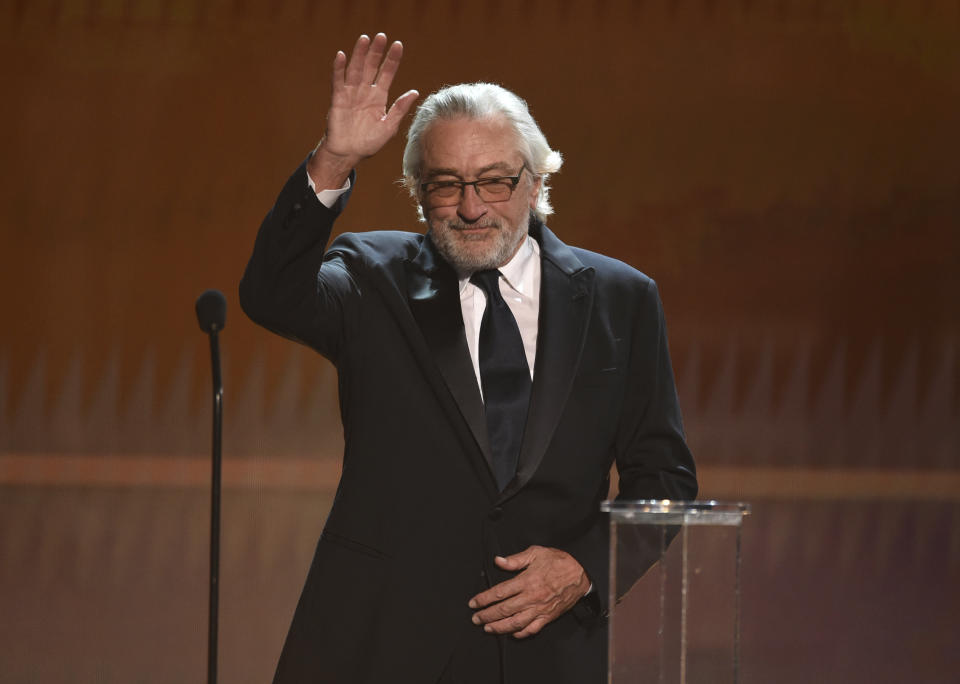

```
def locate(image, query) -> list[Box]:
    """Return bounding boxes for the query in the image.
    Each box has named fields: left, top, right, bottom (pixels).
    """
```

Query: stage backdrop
left=1, top=1, right=958, bottom=682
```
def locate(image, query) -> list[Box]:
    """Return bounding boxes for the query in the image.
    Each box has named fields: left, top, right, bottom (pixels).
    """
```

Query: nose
left=456, top=184, right=487, bottom=223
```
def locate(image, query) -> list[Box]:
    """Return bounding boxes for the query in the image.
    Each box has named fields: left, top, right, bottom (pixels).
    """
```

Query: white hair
left=401, top=82, right=563, bottom=222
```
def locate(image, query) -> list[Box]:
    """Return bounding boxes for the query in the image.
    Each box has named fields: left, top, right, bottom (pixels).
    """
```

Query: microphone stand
left=196, top=289, right=226, bottom=684
left=207, top=326, right=223, bottom=684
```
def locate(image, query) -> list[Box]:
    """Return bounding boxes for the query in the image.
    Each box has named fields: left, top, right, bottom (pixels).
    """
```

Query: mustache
left=441, top=218, right=502, bottom=232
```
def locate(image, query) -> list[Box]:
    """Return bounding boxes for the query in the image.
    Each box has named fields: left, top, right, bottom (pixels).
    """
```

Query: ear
left=418, top=199, right=431, bottom=222
left=527, top=174, right=542, bottom=211
left=415, top=186, right=430, bottom=219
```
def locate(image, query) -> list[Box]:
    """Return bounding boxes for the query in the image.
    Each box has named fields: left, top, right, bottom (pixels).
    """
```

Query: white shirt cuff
left=306, top=168, right=351, bottom=209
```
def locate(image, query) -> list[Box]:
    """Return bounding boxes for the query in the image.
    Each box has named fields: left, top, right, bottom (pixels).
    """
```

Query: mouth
left=450, top=221, right=500, bottom=235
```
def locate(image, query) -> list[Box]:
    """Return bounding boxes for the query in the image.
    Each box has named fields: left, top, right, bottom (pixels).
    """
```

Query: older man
left=241, top=33, right=696, bottom=684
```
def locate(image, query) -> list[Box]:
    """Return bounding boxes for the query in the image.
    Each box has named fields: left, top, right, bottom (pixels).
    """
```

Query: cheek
left=424, top=205, right=454, bottom=223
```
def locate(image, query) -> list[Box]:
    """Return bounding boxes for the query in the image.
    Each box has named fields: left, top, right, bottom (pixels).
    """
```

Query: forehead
left=420, top=116, right=523, bottom=176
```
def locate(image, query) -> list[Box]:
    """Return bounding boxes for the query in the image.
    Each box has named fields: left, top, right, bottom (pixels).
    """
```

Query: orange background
left=1, top=1, right=957, bottom=682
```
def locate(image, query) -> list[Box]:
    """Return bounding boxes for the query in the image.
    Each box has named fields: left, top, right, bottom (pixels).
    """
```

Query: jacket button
left=292, top=202, right=302, bottom=212
left=488, top=507, right=503, bottom=521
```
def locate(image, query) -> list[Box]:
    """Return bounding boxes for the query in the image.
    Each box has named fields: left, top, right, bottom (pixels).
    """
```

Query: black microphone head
left=196, top=289, right=227, bottom=333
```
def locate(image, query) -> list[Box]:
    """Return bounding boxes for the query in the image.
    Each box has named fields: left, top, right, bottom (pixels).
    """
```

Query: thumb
left=384, top=89, right=420, bottom=126
left=495, top=546, right=539, bottom=571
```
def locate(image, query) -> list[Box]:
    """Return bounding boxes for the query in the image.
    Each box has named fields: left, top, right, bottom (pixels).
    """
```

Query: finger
left=468, top=576, right=523, bottom=610
left=480, top=607, right=540, bottom=635
left=471, top=591, right=531, bottom=625
left=362, top=32, right=388, bottom=85
left=384, top=89, right=420, bottom=127
left=512, top=616, right=549, bottom=639
left=344, top=34, right=371, bottom=86
left=331, top=50, right=346, bottom=91
left=374, top=40, right=404, bottom=89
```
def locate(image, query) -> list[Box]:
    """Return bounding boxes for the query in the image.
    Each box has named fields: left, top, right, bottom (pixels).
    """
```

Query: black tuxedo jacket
left=240, top=162, right=697, bottom=684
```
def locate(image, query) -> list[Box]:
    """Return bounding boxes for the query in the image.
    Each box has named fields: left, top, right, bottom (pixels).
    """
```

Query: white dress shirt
left=459, top=236, right=540, bottom=396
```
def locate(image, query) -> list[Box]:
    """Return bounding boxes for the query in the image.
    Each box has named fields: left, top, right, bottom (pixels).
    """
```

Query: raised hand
left=307, top=33, right=419, bottom=190
left=468, top=546, right=591, bottom=639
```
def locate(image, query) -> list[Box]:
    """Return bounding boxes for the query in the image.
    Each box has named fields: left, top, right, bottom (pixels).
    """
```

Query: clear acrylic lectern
left=602, top=500, right=751, bottom=684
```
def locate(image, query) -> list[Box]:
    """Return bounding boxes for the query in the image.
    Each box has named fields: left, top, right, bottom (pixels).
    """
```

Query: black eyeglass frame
left=419, top=166, right=527, bottom=205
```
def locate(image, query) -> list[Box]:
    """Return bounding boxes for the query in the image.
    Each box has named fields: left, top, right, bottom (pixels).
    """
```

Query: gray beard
left=427, top=216, right=529, bottom=275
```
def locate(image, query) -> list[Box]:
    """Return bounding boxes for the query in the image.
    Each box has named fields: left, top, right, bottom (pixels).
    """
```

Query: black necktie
left=470, top=269, right=532, bottom=490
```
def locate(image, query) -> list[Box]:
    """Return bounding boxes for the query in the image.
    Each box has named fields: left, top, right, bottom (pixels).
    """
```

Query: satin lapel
left=500, top=238, right=595, bottom=501
left=404, top=251, right=495, bottom=486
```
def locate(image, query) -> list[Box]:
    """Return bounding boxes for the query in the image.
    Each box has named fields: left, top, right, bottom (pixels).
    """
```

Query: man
left=240, top=33, right=696, bottom=684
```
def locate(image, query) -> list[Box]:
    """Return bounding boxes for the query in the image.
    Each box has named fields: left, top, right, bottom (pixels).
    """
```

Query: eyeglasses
left=420, top=166, right=527, bottom=207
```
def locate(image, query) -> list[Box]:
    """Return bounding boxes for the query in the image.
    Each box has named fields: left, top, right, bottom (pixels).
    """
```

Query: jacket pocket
left=320, top=529, right=392, bottom=560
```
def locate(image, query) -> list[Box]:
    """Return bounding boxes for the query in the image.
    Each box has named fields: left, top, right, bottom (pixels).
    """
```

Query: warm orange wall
left=2, top=0, right=957, bottom=468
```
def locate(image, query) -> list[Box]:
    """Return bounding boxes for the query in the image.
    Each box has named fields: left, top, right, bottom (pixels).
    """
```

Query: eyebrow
left=423, top=161, right=518, bottom=181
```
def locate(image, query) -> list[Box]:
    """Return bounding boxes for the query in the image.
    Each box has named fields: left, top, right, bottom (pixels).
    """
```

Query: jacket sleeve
left=239, top=160, right=359, bottom=364
left=562, top=277, right=697, bottom=619
left=614, top=279, right=697, bottom=503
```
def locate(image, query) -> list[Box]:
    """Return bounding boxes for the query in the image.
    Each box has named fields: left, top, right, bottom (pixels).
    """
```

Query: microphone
left=195, top=289, right=225, bottom=684
left=196, top=289, right=227, bottom=333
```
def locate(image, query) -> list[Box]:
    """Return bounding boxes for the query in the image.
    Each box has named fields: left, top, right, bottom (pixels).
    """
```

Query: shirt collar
left=458, top=234, right=539, bottom=296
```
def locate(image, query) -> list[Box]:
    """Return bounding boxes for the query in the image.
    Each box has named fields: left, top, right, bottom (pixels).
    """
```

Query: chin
left=430, top=232, right=497, bottom=273
left=447, top=246, right=504, bottom=274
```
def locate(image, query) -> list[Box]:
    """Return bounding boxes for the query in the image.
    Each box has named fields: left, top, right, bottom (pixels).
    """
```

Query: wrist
left=307, top=140, right=358, bottom=191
